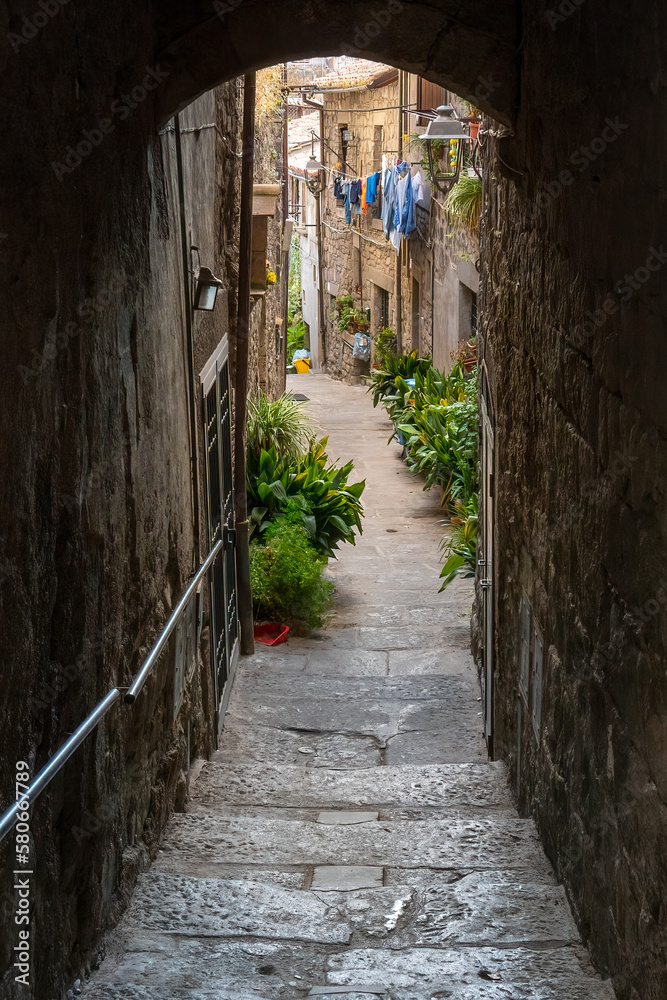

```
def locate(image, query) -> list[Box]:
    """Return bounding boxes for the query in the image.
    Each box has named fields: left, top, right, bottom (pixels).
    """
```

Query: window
left=458, top=283, right=478, bottom=342
left=380, top=287, right=390, bottom=330
left=471, top=291, right=478, bottom=337
left=339, top=125, right=349, bottom=170
left=417, top=78, right=446, bottom=126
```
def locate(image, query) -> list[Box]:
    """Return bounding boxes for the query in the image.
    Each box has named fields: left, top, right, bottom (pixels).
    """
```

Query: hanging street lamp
left=304, top=132, right=325, bottom=196
left=417, top=106, right=472, bottom=194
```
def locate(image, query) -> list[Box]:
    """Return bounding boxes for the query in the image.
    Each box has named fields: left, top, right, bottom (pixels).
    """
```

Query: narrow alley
left=82, top=377, right=613, bottom=1000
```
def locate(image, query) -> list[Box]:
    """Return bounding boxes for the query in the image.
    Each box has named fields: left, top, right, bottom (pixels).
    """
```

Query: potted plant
left=450, top=336, right=477, bottom=371
left=334, top=294, right=369, bottom=334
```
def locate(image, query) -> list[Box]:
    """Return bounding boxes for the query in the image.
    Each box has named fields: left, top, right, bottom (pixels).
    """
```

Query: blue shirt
left=366, top=171, right=380, bottom=204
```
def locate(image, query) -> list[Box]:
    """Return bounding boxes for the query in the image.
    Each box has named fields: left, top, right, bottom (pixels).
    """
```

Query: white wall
left=298, top=180, right=321, bottom=370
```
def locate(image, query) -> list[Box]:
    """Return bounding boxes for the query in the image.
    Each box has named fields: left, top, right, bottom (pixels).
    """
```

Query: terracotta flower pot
left=469, top=120, right=481, bottom=141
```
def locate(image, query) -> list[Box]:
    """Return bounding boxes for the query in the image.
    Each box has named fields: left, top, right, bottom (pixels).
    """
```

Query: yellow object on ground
left=294, top=358, right=311, bottom=374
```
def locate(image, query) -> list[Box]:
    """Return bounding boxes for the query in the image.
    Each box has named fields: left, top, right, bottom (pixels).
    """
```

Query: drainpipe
left=234, top=72, right=256, bottom=656
left=302, top=96, right=327, bottom=369
left=174, top=113, right=201, bottom=569
left=281, top=64, right=289, bottom=390
left=395, top=72, right=403, bottom=353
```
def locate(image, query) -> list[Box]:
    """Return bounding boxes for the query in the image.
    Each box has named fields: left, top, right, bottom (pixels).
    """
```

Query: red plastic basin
left=254, top=623, right=290, bottom=646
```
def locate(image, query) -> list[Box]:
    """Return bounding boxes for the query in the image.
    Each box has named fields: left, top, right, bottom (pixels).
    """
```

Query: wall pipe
left=233, top=72, right=256, bottom=656
left=395, top=72, right=404, bottom=353
left=174, top=114, right=201, bottom=568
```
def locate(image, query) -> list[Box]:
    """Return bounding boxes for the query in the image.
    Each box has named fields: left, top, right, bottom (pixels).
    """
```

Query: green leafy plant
left=247, top=392, right=313, bottom=464
left=288, top=234, right=302, bottom=323
left=374, top=326, right=397, bottom=366
left=439, top=494, right=478, bottom=590
left=247, top=438, right=365, bottom=558
left=333, top=294, right=368, bottom=333
left=366, top=351, right=434, bottom=407
left=445, top=174, right=483, bottom=230
left=286, top=318, right=305, bottom=363
left=250, top=519, right=334, bottom=631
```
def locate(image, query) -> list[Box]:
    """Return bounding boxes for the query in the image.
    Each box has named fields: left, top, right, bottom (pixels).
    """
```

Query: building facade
left=288, top=62, right=480, bottom=381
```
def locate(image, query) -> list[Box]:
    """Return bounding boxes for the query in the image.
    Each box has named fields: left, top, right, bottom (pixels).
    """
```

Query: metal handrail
left=124, top=537, right=223, bottom=703
left=0, top=688, right=121, bottom=843
left=0, top=537, right=224, bottom=844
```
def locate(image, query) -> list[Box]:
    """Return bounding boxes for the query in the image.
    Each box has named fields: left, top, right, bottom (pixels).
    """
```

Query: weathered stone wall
left=249, top=79, right=287, bottom=401
left=476, top=6, right=667, bottom=998
left=0, top=72, right=242, bottom=999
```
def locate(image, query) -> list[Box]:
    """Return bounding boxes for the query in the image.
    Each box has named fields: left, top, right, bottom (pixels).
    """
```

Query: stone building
left=288, top=62, right=480, bottom=381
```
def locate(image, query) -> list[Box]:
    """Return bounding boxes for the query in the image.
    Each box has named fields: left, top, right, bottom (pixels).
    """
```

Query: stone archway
left=1, top=3, right=666, bottom=999
left=151, top=0, right=517, bottom=124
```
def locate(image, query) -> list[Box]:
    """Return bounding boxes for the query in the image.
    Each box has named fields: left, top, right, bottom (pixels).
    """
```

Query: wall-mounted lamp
left=304, top=132, right=325, bottom=196
left=194, top=265, right=224, bottom=310
left=418, top=105, right=472, bottom=194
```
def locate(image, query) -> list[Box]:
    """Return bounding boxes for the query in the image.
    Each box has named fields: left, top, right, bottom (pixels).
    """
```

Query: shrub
left=247, top=392, right=313, bottom=464
left=439, top=494, right=478, bottom=590
left=374, top=326, right=397, bottom=366
left=250, top=520, right=334, bottom=632
left=366, top=350, right=433, bottom=407
left=286, top=319, right=305, bottom=363
left=445, top=173, right=483, bottom=230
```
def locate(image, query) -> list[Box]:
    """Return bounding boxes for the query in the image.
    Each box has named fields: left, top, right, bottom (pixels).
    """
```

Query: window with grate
left=380, top=287, right=390, bottom=330
left=471, top=291, right=478, bottom=337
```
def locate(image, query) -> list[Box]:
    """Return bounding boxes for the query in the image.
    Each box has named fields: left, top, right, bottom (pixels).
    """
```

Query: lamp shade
left=304, top=155, right=325, bottom=194
left=194, top=265, right=224, bottom=311
left=418, top=105, right=471, bottom=142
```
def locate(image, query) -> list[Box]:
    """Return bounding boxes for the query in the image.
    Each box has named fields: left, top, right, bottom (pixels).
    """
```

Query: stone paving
left=83, top=375, right=614, bottom=1000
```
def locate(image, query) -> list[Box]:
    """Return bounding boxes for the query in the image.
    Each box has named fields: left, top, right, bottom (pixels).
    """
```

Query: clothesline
left=329, top=157, right=427, bottom=253
left=322, top=219, right=390, bottom=249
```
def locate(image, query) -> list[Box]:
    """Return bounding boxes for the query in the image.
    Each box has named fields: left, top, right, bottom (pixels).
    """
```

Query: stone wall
left=0, top=80, right=242, bottom=1000
left=249, top=77, right=288, bottom=402
left=476, top=5, right=667, bottom=997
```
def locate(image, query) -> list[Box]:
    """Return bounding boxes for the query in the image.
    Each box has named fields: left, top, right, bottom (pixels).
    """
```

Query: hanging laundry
left=361, top=177, right=368, bottom=215
left=411, top=168, right=425, bottom=206
left=349, top=180, right=360, bottom=205
left=393, top=160, right=416, bottom=248
left=381, top=164, right=398, bottom=241
left=333, top=175, right=344, bottom=200
left=365, top=171, right=381, bottom=204
left=343, top=181, right=352, bottom=224
left=353, top=178, right=362, bottom=215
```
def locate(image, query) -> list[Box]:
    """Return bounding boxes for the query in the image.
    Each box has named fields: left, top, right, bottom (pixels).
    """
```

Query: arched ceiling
left=152, top=0, right=518, bottom=125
